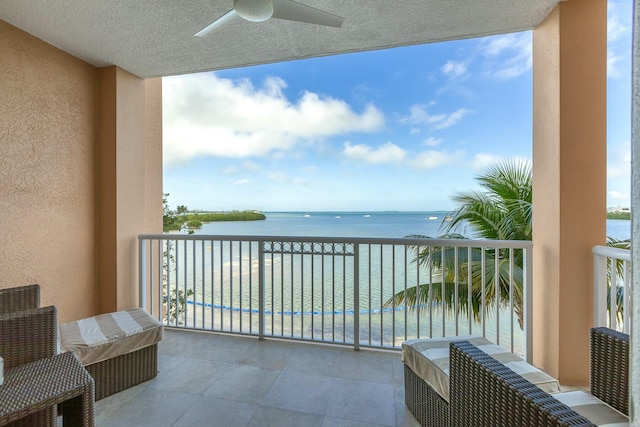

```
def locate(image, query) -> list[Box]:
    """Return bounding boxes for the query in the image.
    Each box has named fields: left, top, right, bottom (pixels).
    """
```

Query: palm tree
left=389, top=237, right=527, bottom=327
left=443, top=159, right=532, bottom=241
left=385, top=160, right=531, bottom=328
left=385, top=159, right=626, bottom=329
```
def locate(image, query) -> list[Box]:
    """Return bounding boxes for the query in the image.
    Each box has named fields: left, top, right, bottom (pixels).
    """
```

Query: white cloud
left=607, top=1, right=631, bottom=78
left=342, top=141, right=464, bottom=171
left=469, top=154, right=532, bottom=171
left=441, top=60, right=468, bottom=80
left=268, top=171, right=288, bottom=182
left=233, top=179, right=250, bottom=185
left=404, top=105, right=444, bottom=126
left=433, top=109, right=472, bottom=130
left=609, top=190, right=629, bottom=201
left=222, top=166, right=238, bottom=174
left=410, top=150, right=464, bottom=170
left=242, top=161, right=262, bottom=172
left=423, top=137, right=443, bottom=147
left=607, top=146, right=631, bottom=179
left=410, top=127, right=421, bottom=134
left=469, top=153, right=504, bottom=171
left=163, top=73, right=385, bottom=167
left=402, top=105, right=472, bottom=130
left=343, top=141, right=407, bottom=164
left=607, top=2, right=629, bottom=43
left=292, top=177, right=309, bottom=185
left=267, top=171, right=309, bottom=185
left=608, top=51, right=623, bottom=78
left=609, top=190, right=627, bottom=200
left=479, top=32, right=532, bottom=80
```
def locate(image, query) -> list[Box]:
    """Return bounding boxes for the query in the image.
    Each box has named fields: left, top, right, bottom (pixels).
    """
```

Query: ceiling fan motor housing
left=234, top=0, right=274, bottom=22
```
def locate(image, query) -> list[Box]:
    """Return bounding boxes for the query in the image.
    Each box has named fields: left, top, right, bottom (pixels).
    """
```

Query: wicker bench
left=402, top=335, right=560, bottom=426
left=403, top=328, right=629, bottom=426
left=59, top=308, right=163, bottom=401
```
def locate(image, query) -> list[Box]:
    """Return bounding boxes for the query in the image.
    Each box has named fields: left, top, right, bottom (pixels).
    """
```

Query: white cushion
left=59, top=308, right=163, bottom=366
left=402, top=336, right=560, bottom=402
left=554, top=391, right=628, bottom=426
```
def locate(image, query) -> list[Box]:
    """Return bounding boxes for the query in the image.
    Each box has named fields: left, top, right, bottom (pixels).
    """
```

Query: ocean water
left=195, top=211, right=450, bottom=238
left=194, top=211, right=631, bottom=241
left=607, top=219, right=632, bottom=241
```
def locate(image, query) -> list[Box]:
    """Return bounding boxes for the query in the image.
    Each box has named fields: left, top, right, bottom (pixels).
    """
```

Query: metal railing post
left=354, top=243, right=360, bottom=351
left=592, top=245, right=632, bottom=332
left=623, top=260, right=631, bottom=332
left=139, top=237, right=147, bottom=310
left=593, top=246, right=613, bottom=328
left=524, top=246, right=533, bottom=364
left=258, top=239, right=265, bottom=340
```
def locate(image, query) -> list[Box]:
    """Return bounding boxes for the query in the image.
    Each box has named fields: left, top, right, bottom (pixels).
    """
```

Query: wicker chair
left=448, top=328, right=629, bottom=427
left=404, top=327, right=629, bottom=426
left=588, top=327, right=629, bottom=415
left=0, top=302, right=58, bottom=426
left=0, top=284, right=41, bottom=315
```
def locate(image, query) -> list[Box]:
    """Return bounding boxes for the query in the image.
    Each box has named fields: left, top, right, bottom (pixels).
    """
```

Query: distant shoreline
left=607, top=212, right=630, bottom=220
left=185, top=211, right=266, bottom=229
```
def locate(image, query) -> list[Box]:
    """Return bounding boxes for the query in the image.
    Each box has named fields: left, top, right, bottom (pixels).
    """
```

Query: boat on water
left=303, top=214, right=311, bottom=217
left=428, top=216, right=438, bottom=220
left=364, top=214, right=371, bottom=218
left=335, top=216, right=341, bottom=219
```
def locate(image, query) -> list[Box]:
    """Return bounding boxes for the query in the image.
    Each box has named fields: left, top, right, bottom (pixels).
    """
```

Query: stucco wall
left=0, top=20, right=163, bottom=321
left=0, top=20, right=98, bottom=321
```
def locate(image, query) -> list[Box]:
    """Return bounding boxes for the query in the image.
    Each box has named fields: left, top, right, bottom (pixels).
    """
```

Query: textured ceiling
left=0, top=0, right=561, bottom=79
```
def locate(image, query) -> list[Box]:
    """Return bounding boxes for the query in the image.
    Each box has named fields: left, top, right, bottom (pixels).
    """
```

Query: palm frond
left=441, top=192, right=503, bottom=239
left=442, top=159, right=532, bottom=241
left=389, top=159, right=627, bottom=332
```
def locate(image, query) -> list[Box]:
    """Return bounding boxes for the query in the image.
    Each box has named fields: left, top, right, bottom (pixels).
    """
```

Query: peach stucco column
left=97, top=67, right=163, bottom=314
left=532, top=0, right=607, bottom=386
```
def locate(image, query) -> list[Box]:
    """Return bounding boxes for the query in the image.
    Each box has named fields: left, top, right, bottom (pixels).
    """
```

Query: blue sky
left=163, top=0, right=632, bottom=212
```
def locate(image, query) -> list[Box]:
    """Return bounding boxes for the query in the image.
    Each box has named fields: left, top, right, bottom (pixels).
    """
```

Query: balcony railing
left=593, top=245, right=631, bottom=332
left=139, top=234, right=533, bottom=361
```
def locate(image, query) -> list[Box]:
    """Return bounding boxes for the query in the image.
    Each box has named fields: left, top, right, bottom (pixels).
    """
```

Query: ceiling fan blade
left=271, top=0, right=344, bottom=28
left=195, top=9, right=238, bottom=37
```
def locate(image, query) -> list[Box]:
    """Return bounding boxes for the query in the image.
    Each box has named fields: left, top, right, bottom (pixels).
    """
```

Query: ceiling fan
left=195, top=0, right=344, bottom=37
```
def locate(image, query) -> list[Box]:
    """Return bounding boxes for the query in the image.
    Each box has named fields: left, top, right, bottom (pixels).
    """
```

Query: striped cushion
left=402, top=336, right=560, bottom=402
left=60, top=308, right=163, bottom=366
left=554, top=391, right=628, bottom=426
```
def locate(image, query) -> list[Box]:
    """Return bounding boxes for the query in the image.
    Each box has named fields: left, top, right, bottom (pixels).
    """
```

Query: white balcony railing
left=593, top=245, right=631, bottom=332
left=139, top=234, right=533, bottom=361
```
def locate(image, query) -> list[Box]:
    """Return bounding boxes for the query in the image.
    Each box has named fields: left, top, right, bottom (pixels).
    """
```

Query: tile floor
left=92, top=329, right=420, bottom=427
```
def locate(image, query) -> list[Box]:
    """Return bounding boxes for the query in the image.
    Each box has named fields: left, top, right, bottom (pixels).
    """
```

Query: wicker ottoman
left=59, top=308, right=163, bottom=400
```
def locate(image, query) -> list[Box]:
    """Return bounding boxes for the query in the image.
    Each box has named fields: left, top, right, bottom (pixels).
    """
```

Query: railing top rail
left=138, top=233, right=533, bottom=249
left=592, top=245, right=631, bottom=261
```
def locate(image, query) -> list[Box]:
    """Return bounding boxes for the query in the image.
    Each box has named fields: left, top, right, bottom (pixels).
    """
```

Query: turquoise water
left=193, top=211, right=631, bottom=240
left=607, top=219, right=632, bottom=240
left=195, top=211, right=461, bottom=238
